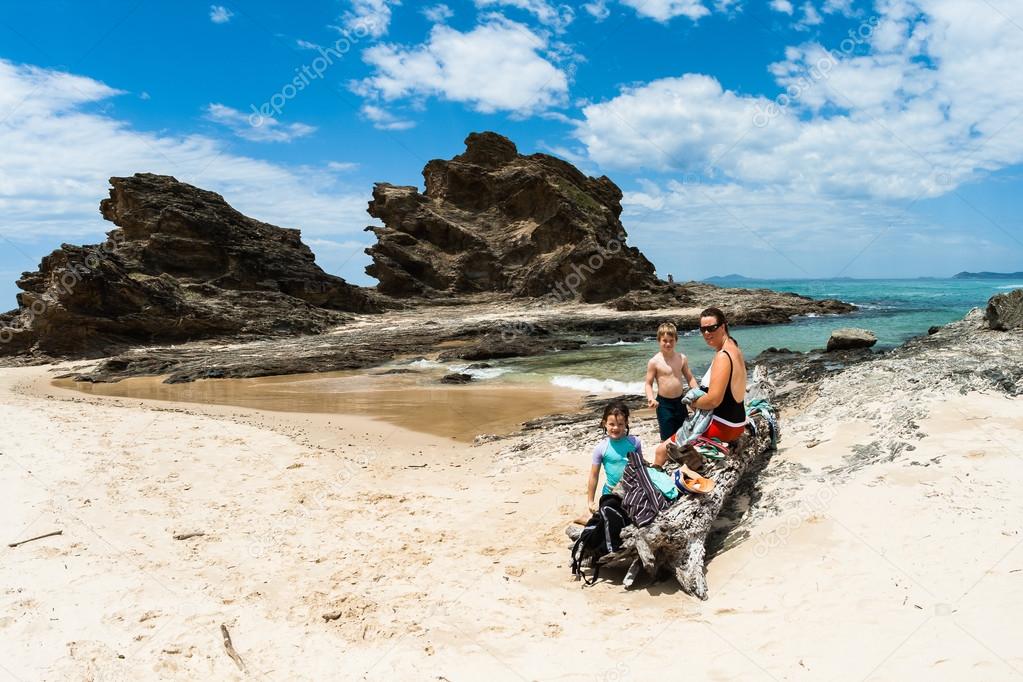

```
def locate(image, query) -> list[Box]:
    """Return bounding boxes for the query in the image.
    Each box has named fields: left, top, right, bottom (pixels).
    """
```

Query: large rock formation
left=825, top=327, right=877, bottom=352
left=985, top=288, right=1023, bottom=330
left=0, top=174, right=376, bottom=357
left=365, top=132, right=660, bottom=302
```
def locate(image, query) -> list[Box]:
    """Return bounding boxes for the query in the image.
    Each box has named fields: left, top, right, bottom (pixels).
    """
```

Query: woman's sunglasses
left=699, top=322, right=723, bottom=334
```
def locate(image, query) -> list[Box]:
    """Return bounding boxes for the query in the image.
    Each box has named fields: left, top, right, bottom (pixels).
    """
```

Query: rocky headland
left=0, top=173, right=377, bottom=357
left=366, top=131, right=661, bottom=302
left=0, top=131, right=855, bottom=381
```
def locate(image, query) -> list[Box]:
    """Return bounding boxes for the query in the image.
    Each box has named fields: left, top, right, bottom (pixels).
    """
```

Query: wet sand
left=54, top=370, right=587, bottom=442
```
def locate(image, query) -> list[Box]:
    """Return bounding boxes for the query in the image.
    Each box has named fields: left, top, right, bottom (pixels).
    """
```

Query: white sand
left=2, top=365, right=1021, bottom=681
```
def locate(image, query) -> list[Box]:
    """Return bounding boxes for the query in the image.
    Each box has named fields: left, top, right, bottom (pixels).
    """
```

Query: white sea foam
left=996, top=284, right=1023, bottom=290
left=551, top=375, right=645, bottom=394
left=409, top=359, right=443, bottom=368
left=593, top=340, right=641, bottom=346
left=448, top=364, right=512, bottom=380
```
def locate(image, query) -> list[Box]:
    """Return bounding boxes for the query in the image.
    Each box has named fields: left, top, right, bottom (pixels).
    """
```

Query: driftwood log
left=572, top=367, right=778, bottom=600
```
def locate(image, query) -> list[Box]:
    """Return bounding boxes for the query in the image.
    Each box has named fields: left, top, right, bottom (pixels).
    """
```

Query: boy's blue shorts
left=656, top=395, right=688, bottom=442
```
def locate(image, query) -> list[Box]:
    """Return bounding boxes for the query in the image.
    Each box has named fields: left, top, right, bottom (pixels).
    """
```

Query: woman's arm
left=690, top=351, right=729, bottom=410
left=586, top=464, right=601, bottom=513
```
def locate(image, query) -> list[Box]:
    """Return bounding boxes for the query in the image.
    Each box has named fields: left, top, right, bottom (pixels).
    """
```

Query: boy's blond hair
left=656, top=322, right=678, bottom=340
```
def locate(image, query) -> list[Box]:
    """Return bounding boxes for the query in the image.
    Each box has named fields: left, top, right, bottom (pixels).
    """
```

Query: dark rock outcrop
left=985, top=288, right=1023, bottom=330
left=364, top=132, right=661, bottom=302
left=440, top=372, right=474, bottom=384
left=826, top=328, right=877, bottom=352
left=1, top=174, right=377, bottom=357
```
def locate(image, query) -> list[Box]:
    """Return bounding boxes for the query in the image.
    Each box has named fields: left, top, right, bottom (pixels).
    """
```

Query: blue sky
left=1, top=0, right=1022, bottom=307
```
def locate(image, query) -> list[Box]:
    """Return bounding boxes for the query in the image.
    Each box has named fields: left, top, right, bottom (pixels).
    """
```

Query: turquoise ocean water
left=439, top=278, right=1021, bottom=394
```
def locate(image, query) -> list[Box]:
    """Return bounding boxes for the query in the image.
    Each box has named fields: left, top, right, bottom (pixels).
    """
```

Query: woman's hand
left=588, top=499, right=598, bottom=514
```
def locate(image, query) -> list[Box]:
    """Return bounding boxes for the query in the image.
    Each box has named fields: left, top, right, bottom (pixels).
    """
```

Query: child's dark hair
left=600, top=401, right=631, bottom=435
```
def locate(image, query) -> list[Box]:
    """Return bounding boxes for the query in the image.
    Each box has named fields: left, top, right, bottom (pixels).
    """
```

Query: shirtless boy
left=644, top=322, right=698, bottom=442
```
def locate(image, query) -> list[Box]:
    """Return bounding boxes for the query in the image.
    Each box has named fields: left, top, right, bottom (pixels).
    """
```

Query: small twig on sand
left=173, top=532, right=205, bottom=540
left=8, top=530, right=62, bottom=548
left=220, top=624, right=246, bottom=672
left=322, top=611, right=343, bottom=622
left=407, top=464, right=428, bottom=468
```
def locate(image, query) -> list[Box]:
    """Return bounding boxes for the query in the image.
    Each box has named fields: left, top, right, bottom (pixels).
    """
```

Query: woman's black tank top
left=713, top=350, right=745, bottom=424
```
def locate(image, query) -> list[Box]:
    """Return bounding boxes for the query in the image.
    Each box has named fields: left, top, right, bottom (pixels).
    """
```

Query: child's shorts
left=655, top=394, right=688, bottom=442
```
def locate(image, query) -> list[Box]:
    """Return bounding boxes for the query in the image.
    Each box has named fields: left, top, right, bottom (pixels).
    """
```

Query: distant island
left=703, top=273, right=752, bottom=282
left=953, top=271, right=1023, bottom=279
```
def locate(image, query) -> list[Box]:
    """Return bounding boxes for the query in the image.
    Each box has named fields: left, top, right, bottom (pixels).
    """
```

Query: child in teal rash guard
left=583, top=402, right=643, bottom=517
left=577, top=401, right=679, bottom=524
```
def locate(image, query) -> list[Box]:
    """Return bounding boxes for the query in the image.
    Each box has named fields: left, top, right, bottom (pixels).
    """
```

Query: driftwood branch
left=8, top=530, right=63, bottom=548
left=619, top=369, right=777, bottom=599
left=173, top=532, right=205, bottom=540
left=220, top=623, right=246, bottom=672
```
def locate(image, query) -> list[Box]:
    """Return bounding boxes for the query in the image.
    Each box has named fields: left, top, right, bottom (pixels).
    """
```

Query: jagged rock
left=604, top=281, right=854, bottom=321
left=437, top=334, right=586, bottom=361
left=364, top=131, right=660, bottom=302
left=826, top=328, right=877, bottom=352
left=440, top=372, right=474, bottom=384
left=0, top=174, right=377, bottom=357
left=752, top=347, right=876, bottom=403
left=985, top=289, right=1023, bottom=330
left=608, top=287, right=694, bottom=311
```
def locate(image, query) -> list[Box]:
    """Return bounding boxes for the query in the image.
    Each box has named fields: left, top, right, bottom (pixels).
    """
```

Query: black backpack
left=571, top=494, right=631, bottom=585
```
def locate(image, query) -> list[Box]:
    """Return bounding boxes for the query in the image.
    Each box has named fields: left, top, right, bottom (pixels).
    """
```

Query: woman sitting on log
left=655, top=307, right=746, bottom=466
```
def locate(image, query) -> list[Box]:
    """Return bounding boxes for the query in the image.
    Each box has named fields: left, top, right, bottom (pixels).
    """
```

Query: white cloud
left=573, top=0, right=1023, bottom=201
left=575, top=74, right=779, bottom=172
left=0, top=59, right=374, bottom=261
left=822, top=0, right=855, bottom=15
left=618, top=0, right=711, bottom=22
left=798, top=1, right=823, bottom=27
left=474, top=0, right=575, bottom=32
left=342, top=0, right=400, bottom=38
left=621, top=180, right=1001, bottom=278
left=205, top=103, right=316, bottom=143
left=327, top=161, right=360, bottom=172
left=359, top=104, right=416, bottom=130
left=422, top=4, right=454, bottom=22
left=770, top=0, right=794, bottom=14
left=353, top=17, right=569, bottom=115
left=209, top=5, right=233, bottom=23
left=296, top=39, right=321, bottom=50
left=583, top=1, right=611, bottom=20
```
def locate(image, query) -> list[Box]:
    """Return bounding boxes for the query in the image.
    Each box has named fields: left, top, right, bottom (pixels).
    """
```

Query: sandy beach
left=4, top=4, right=1023, bottom=678
left=2, top=361, right=1021, bottom=681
